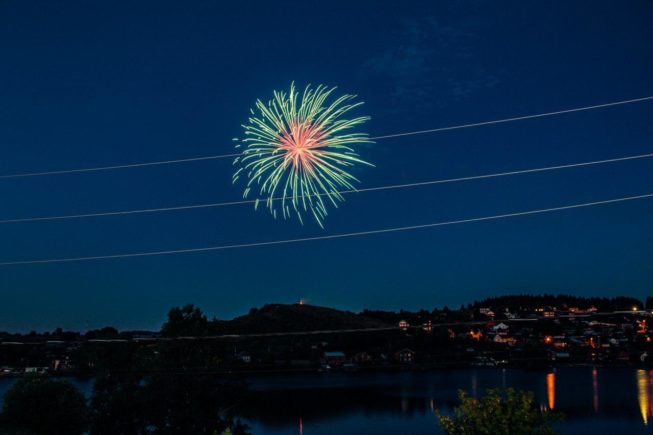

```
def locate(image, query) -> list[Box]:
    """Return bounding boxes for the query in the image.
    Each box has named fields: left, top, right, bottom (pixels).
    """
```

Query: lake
left=1, top=367, right=653, bottom=434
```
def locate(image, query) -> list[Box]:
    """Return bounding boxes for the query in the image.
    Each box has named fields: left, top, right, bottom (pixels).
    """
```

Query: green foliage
left=0, top=376, right=87, bottom=435
left=437, top=388, right=557, bottom=435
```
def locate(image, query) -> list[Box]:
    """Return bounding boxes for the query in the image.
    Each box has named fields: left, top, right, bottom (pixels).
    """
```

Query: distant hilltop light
left=297, top=299, right=306, bottom=306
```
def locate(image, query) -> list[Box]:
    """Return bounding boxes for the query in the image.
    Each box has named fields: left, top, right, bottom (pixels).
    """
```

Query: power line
left=1, top=151, right=650, bottom=224
left=1, top=95, right=651, bottom=180
left=369, top=95, right=653, bottom=140
left=0, top=154, right=241, bottom=179
left=0, top=192, right=650, bottom=266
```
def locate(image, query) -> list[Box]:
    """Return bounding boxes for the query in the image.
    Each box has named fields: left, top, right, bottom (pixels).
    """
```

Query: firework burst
left=233, top=83, right=373, bottom=227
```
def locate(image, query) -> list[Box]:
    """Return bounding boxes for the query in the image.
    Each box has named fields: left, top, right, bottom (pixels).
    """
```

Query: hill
left=223, top=303, right=391, bottom=334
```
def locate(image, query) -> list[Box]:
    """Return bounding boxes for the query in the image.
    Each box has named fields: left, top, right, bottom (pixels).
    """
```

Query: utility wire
left=0, top=154, right=242, bottom=179
left=1, top=95, right=651, bottom=179
left=369, top=95, right=653, bottom=140
left=1, top=151, right=651, bottom=224
left=0, top=192, right=650, bottom=266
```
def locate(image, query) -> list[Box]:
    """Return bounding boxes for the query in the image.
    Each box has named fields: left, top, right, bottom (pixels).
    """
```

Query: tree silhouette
left=88, top=373, right=248, bottom=434
left=88, top=374, right=144, bottom=435
left=140, top=373, right=248, bottom=434
left=161, top=304, right=210, bottom=337
left=0, top=376, right=87, bottom=435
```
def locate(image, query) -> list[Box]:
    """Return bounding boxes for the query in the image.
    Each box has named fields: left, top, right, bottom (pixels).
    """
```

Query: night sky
left=0, top=1, right=652, bottom=331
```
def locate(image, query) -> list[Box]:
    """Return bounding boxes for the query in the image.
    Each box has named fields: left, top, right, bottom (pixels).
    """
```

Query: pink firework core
left=278, top=120, right=326, bottom=169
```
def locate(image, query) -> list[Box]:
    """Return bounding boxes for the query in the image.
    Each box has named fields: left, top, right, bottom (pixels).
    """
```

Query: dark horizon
left=1, top=1, right=652, bottom=331
left=1, top=292, right=649, bottom=334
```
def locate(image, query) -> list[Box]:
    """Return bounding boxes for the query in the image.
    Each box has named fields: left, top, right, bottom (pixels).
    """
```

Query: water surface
left=1, top=367, right=652, bottom=434
left=242, top=367, right=653, bottom=434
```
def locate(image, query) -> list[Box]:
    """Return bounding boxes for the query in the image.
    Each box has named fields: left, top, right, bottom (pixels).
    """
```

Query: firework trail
left=233, top=83, right=373, bottom=227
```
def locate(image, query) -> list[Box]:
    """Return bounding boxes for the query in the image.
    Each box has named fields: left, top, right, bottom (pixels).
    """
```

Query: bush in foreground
left=0, top=375, right=87, bottom=435
left=437, top=388, right=558, bottom=435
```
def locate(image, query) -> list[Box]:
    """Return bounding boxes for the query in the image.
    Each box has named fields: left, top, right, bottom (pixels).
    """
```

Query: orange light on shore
left=588, top=336, right=598, bottom=349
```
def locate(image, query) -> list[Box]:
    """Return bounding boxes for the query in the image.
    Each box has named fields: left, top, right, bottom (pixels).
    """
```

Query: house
left=237, top=351, right=252, bottom=364
left=493, top=335, right=517, bottom=346
left=352, top=351, right=372, bottom=364
left=398, top=320, right=409, bottom=331
left=620, top=323, right=634, bottom=332
left=50, top=357, right=74, bottom=372
left=548, top=350, right=570, bottom=361
left=469, top=330, right=483, bottom=341
left=473, top=356, right=497, bottom=367
left=479, top=308, right=495, bottom=318
left=535, top=307, right=556, bottom=318
left=323, top=351, right=347, bottom=367
left=617, top=350, right=630, bottom=362
left=637, top=320, right=648, bottom=334
left=492, top=323, right=510, bottom=336
left=552, top=336, right=568, bottom=349
left=394, top=348, right=415, bottom=364
left=422, top=321, right=433, bottom=333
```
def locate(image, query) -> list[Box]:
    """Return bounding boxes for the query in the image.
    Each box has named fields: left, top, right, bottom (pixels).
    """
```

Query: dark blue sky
left=0, top=1, right=652, bottom=331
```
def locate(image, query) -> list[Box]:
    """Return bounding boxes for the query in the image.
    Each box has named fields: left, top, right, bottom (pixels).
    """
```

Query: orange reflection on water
left=546, top=372, right=555, bottom=410
left=592, top=367, right=599, bottom=413
left=635, top=369, right=653, bottom=425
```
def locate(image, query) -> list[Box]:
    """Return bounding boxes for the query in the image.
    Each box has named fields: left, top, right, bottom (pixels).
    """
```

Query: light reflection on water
left=636, top=369, right=653, bottom=426
left=592, top=367, right=599, bottom=413
left=2, top=368, right=653, bottom=434
left=547, top=371, right=556, bottom=411
left=242, top=367, right=653, bottom=434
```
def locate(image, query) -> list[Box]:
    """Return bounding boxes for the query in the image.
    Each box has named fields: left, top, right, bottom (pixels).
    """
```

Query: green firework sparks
left=232, top=83, right=373, bottom=227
